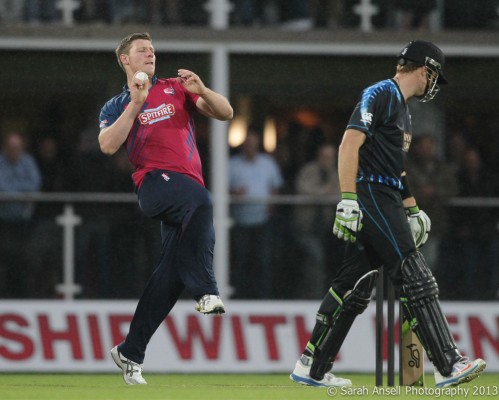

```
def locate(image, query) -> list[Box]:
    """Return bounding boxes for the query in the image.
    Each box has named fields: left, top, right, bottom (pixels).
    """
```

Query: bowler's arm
left=196, top=89, right=234, bottom=121
left=98, top=103, right=142, bottom=155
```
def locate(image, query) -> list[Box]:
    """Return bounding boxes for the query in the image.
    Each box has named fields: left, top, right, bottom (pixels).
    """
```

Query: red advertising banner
left=0, top=300, right=497, bottom=372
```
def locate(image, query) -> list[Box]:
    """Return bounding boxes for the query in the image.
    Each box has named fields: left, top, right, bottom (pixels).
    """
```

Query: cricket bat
left=400, top=319, right=425, bottom=386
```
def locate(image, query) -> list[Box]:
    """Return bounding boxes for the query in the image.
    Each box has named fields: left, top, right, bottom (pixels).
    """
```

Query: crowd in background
left=1, top=108, right=499, bottom=301
left=0, top=129, right=160, bottom=299
left=0, top=0, right=498, bottom=301
left=0, top=0, right=498, bottom=30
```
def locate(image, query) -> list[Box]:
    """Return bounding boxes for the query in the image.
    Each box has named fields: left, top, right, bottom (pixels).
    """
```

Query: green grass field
left=1, top=373, right=497, bottom=400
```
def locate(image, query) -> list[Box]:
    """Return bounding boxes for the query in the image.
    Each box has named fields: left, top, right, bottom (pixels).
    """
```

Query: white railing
left=1, top=192, right=498, bottom=300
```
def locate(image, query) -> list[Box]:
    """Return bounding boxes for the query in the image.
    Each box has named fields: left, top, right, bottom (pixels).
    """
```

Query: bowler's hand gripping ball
left=135, top=72, right=148, bottom=84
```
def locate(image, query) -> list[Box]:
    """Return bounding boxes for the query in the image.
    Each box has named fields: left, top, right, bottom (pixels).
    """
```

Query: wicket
left=375, top=267, right=397, bottom=386
left=375, top=267, right=425, bottom=387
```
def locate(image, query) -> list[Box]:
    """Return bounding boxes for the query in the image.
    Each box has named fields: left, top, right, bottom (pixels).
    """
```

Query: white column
left=430, top=0, right=445, bottom=32
left=353, top=0, right=379, bottom=33
left=210, top=44, right=233, bottom=297
left=55, top=204, right=82, bottom=300
left=55, top=0, right=81, bottom=26
left=204, top=0, right=233, bottom=30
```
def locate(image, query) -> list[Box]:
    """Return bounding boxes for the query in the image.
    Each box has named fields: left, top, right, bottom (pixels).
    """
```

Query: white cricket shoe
left=434, top=357, right=486, bottom=388
left=290, top=355, right=352, bottom=387
left=195, top=294, right=225, bottom=314
left=111, top=345, right=147, bottom=385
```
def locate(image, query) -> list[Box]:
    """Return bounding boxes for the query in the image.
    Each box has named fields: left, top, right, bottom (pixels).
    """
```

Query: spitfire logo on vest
left=139, top=103, right=176, bottom=125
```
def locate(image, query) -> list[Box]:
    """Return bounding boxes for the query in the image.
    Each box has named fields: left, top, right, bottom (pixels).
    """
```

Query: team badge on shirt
left=164, top=87, right=175, bottom=95
left=403, top=132, right=412, bottom=152
left=361, top=112, right=373, bottom=125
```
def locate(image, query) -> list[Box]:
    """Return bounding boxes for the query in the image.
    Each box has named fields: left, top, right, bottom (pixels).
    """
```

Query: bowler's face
left=127, top=39, right=156, bottom=76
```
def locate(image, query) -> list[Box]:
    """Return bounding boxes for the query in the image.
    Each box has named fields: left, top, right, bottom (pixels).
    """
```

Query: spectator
left=34, top=135, right=67, bottom=192
left=279, top=0, right=313, bottom=30
left=0, top=131, right=41, bottom=222
left=406, top=134, right=457, bottom=270
left=456, top=147, right=497, bottom=207
left=26, top=135, right=68, bottom=298
left=444, top=0, right=498, bottom=29
left=24, top=0, right=57, bottom=25
left=442, top=148, right=499, bottom=299
left=0, top=131, right=41, bottom=297
left=446, top=132, right=469, bottom=174
left=229, top=127, right=283, bottom=298
left=232, top=0, right=313, bottom=29
left=0, top=0, right=25, bottom=23
left=179, top=0, right=208, bottom=26
left=280, top=119, right=327, bottom=192
left=231, top=0, right=267, bottom=26
left=311, top=0, right=345, bottom=29
left=105, top=148, right=151, bottom=298
left=293, top=143, right=343, bottom=298
left=140, top=0, right=181, bottom=25
left=396, top=0, right=436, bottom=30
left=107, top=0, right=134, bottom=24
left=75, top=0, right=109, bottom=24
left=69, top=125, right=115, bottom=298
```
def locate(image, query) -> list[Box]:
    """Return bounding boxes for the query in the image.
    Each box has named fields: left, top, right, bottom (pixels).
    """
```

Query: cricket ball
left=135, top=71, right=148, bottom=84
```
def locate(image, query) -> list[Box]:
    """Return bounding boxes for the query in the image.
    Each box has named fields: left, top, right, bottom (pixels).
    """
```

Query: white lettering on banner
left=0, top=301, right=497, bottom=372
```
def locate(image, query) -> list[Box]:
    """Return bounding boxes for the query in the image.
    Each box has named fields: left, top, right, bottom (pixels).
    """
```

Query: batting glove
left=406, top=205, right=431, bottom=248
left=333, top=192, right=363, bottom=243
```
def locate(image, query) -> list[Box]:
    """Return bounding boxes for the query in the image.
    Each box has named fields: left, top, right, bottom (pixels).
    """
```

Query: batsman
left=290, top=40, right=486, bottom=388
